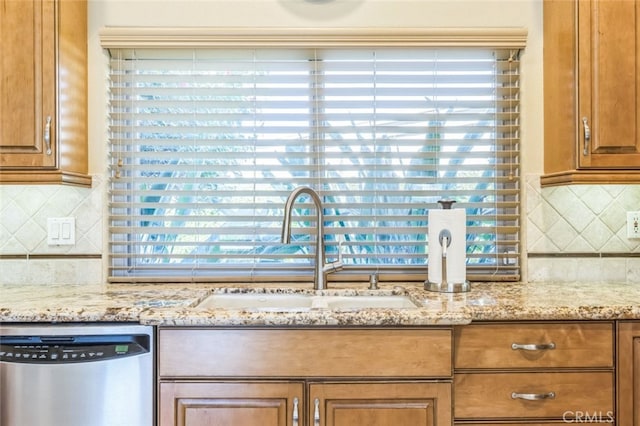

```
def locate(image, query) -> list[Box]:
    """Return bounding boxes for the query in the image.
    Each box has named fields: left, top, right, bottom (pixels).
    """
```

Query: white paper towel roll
left=428, top=208, right=466, bottom=284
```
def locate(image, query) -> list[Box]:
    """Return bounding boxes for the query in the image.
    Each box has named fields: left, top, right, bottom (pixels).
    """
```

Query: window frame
left=101, top=27, right=527, bottom=284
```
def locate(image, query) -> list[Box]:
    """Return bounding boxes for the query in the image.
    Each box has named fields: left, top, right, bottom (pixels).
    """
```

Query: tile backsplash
left=526, top=175, right=640, bottom=253
left=0, top=175, right=105, bottom=284
left=1, top=174, right=638, bottom=284
left=0, top=175, right=104, bottom=255
left=525, top=174, right=640, bottom=283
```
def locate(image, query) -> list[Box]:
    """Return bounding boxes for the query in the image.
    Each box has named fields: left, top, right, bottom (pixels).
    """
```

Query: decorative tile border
left=0, top=257, right=103, bottom=285
left=527, top=256, right=640, bottom=284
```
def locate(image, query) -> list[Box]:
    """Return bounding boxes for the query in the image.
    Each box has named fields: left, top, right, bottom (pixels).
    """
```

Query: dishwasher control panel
left=0, top=334, right=150, bottom=364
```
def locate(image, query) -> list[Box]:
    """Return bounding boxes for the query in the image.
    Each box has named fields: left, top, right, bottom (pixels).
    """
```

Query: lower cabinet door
left=308, top=381, right=451, bottom=426
left=618, top=321, right=640, bottom=426
left=159, top=381, right=304, bottom=426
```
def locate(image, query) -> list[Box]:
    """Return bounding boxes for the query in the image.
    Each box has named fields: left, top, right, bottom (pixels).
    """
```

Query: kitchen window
left=102, top=28, right=525, bottom=283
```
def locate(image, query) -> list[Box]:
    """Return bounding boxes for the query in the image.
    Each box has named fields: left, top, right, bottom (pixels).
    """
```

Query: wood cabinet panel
left=454, top=371, right=614, bottom=420
left=309, top=382, right=451, bottom=426
left=454, top=321, right=615, bottom=424
left=542, top=0, right=640, bottom=186
left=454, top=420, right=578, bottom=426
left=455, top=424, right=564, bottom=426
left=159, top=381, right=303, bottom=426
left=0, top=0, right=55, bottom=166
left=158, top=327, right=454, bottom=426
left=618, top=321, right=640, bottom=426
left=159, top=328, right=452, bottom=378
left=454, top=322, right=613, bottom=369
left=577, top=0, right=640, bottom=168
left=0, top=0, right=90, bottom=186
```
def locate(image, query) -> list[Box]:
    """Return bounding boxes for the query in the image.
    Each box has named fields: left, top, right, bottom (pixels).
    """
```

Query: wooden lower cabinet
left=618, top=321, right=640, bottom=426
left=159, top=381, right=303, bottom=426
left=309, top=381, right=451, bottom=426
left=159, top=380, right=451, bottom=426
left=157, top=320, right=638, bottom=425
left=158, top=328, right=453, bottom=426
left=454, top=321, right=615, bottom=424
left=454, top=371, right=614, bottom=419
left=454, top=424, right=574, bottom=426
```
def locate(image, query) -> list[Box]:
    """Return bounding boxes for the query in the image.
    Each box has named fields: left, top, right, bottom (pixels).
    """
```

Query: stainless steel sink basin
left=197, top=292, right=419, bottom=311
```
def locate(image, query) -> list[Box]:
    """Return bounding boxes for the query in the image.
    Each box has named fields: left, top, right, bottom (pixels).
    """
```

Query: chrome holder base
left=424, top=280, right=471, bottom=293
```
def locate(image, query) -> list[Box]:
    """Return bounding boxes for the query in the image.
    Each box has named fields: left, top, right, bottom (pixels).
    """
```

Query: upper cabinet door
left=542, top=0, right=640, bottom=186
left=578, top=0, right=640, bottom=169
left=0, top=0, right=56, bottom=168
left=0, top=0, right=90, bottom=186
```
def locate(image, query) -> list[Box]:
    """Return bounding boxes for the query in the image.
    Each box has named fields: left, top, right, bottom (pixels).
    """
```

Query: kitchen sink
left=198, top=294, right=315, bottom=310
left=320, top=295, right=418, bottom=309
left=197, top=292, right=419, bottom=311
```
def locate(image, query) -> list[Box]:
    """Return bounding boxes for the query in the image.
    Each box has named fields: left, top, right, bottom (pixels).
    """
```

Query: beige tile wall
left=0, top=175, right=105, bottom=284
left=526, top=174, right=640, bottom=283
left=1, top=174, right=639, bottom=284
left=0, top=175, right=104, bottom=255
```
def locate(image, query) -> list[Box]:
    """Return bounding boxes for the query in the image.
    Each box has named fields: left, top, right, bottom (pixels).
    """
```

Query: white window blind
left=106, top=33, right=522, bottom=283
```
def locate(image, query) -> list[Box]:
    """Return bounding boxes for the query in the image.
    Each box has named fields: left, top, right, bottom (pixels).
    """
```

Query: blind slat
left=108, top=44, right=521, bottom=282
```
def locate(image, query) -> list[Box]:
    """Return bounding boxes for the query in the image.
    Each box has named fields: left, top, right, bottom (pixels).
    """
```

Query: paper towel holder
left=424, top=199, right=471, bottom=293
left=437, top=199, right=456, bottom=209
left=425, top=278, right=470, bottom=293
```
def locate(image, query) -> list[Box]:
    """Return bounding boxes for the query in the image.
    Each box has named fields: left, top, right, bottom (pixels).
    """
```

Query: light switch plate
left=47, top=217, right=76, bottom=245
left=627, top=211, right=640, bottom=239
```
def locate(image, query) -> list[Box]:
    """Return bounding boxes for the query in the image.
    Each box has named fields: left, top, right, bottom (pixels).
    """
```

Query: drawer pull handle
left=512, top=391, right=555, bottom=400
left=511, top=342, right=555, bottom=351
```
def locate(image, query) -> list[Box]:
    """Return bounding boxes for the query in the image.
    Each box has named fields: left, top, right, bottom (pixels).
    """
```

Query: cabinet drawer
left=454, top=322, right=613, bottom=369
left=159, top=328, right=452, bottom=378
left=455, top=424, right=588, bottom=426
left=454, top=371, right=614, bottom=419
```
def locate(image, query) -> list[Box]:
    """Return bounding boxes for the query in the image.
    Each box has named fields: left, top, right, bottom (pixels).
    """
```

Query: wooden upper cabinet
left=542, top=0, right=640, bottom=186
left=0, top=0, right=55, bottom=167
left=0, top=0, right=90, bottom=187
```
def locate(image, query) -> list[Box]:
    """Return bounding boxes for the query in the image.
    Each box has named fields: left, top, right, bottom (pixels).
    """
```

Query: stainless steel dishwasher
left=0, top=323, right=154, bottom=426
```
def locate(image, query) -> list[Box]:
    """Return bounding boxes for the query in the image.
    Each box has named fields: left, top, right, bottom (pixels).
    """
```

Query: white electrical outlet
left=628, top=211, right=640, bottom=239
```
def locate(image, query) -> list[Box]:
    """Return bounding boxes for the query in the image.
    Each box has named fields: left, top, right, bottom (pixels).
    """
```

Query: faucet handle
left=323, top=236, right=344, bottom=274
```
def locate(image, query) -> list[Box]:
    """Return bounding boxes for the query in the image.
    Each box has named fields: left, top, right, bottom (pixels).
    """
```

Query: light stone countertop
left=1, top=281, right=639, bottom=326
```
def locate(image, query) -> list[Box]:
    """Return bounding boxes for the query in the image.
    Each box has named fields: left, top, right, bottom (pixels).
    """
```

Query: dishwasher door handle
left=41, top=336, right=76, bottom=344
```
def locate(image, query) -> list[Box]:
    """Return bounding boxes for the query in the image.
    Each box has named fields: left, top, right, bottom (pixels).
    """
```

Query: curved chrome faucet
left=281, top=187, right=343, bottom=290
